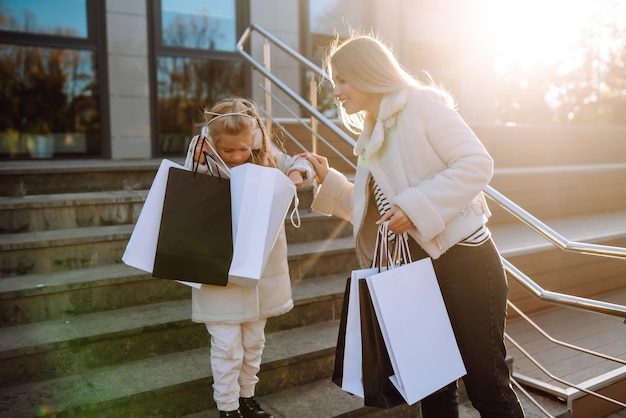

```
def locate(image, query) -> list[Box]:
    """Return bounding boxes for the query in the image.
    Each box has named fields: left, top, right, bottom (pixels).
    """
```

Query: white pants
left=206, top=319, right=267, bottom=411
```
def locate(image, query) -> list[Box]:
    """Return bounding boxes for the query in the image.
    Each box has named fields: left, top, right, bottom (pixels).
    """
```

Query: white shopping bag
left=341, top=266, right=381, bottom=397
left=122, top=159, right=182, bottom=273
left=228, top=163, right=296, bottom=287
left=121, top=159, right=201, bottom=289
left=365, top=257, right=466, bottom=405
left=338, top=223, right=392, bottom=398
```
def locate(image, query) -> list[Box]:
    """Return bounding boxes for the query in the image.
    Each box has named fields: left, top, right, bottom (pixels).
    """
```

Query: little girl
left=184, top=98, right=314, bottom=418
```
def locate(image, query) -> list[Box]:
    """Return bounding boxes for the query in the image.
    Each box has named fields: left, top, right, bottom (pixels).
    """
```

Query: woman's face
left=214, top=133, right=253, bottom=168
left=331, top=66, right=380, bottom=117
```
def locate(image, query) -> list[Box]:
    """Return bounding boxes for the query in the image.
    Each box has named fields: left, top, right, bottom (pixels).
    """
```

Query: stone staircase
left=0, top=148, right=625, bottom=417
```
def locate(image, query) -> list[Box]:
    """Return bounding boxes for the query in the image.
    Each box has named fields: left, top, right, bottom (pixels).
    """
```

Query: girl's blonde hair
left=203, top=98, right=277, bottom=167
left=324, top=33, right=455, bottom=134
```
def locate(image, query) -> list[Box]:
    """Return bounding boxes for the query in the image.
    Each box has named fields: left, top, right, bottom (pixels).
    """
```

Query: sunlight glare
left=490, top=0, right=595, bottom=72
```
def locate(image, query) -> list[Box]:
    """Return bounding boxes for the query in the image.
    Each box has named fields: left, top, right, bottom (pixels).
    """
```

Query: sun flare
left=489, top=0, right=597, bottom=72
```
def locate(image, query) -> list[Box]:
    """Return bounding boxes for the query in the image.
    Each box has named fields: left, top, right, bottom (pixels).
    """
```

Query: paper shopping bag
left=228, top=163, right=296, bottom=287
left=359, top=279, right=406, bottom=408
left=122, top=159, right=183, bottom=273
left=332, top=266, right=382, bottom=398
left=333, top=222, right=395, bottom=401
left=152, top=166, right=233, bottom=286
left=365, top=257, right=466, bottom=405
left=332, top=276, right=351, bottom=389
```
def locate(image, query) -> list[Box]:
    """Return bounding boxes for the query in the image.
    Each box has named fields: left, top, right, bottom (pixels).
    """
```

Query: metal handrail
left=508, top=302, right=625, bottom=365
left=485, top=185, right=626, bottom=260
left=236, top=24, right=625, bottom=319
left=255, top=84, right=357, bottom=169
left=506, top=333, right=626, bottom=409
left=237, top=24, right=355, bottom=150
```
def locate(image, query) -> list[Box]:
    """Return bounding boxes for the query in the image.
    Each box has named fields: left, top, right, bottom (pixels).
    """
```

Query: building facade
left=0, top=0, right=494, bottom=161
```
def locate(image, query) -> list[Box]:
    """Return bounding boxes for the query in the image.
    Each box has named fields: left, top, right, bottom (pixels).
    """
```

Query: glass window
left=161, top=0, right=236, bottom=51
left=0, top=45, right=101, bottom=158
left=0, top=0, right=105, bottom=160
left=152, top=0, right=246, bottom=157
left=309, top=0, right=365, bottom=37
left=157, top=56, right=245, bottom=154
left=0, top=0, right=88, bottom=38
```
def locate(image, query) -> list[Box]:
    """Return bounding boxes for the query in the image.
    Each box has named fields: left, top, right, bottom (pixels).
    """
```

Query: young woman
left=302, top=35, right=526, bottom=417
left=186, top=97, right=314, bottom=418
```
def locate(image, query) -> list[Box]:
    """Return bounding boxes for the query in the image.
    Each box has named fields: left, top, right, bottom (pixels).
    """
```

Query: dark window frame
left=147, top=0, right=251, bottom=158
left=0, top=0, right=111, bottom=158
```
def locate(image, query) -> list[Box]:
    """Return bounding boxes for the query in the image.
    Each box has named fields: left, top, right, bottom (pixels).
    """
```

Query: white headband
left=203, top=106, right=263, bottom=149
left=204, top=106, right=254, bottom=120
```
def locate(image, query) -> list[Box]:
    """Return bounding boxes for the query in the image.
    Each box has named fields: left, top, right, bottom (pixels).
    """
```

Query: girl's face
left=214, top=133, right=254, bottom=168
left=331, top=66, right=381, bottom=118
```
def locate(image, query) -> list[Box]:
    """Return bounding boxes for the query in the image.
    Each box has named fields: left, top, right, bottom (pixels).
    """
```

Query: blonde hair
left=324, top=33, right=455, bottom=134
left=203, top=98, right=277, bottom=167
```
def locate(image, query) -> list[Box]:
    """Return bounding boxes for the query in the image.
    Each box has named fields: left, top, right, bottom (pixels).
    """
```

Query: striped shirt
left=370, top=176, right=490, bottom=247
left=370, top=177, right=396, bottom=241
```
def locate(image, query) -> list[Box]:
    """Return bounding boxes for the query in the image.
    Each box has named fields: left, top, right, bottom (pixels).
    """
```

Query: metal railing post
left=263, top=38, right=272, bottom=135
left=309, top=72, right=318, bottom=153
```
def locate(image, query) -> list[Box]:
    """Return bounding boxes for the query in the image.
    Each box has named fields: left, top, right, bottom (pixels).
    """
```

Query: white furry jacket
left=311, top=88, right=493, bottom=265
left=185, top=135, right=315, bottom=324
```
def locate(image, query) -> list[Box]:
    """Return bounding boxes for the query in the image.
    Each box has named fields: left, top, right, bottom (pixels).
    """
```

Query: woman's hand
left=194, top=137, right=211, bottom=165
left=299, top=152, right=330, bottom=184
left=287, top=170, right=305, bottom=189
left=377, top=205, right=414, bottom=235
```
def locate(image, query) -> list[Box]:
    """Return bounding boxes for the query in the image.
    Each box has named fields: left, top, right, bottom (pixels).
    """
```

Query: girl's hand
left=377, top=205, right=414, bottom=235
left=194, top=137, right=211, bottom=165
left=299, top=152, right=330, bottom=184
left=288, top=170, right=305, bottom=189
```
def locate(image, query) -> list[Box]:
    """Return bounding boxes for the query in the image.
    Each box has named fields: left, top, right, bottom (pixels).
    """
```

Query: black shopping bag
left=358, top=279, right=405, bottom=408
left=332, top=276, right=352, bottom=388
left=152, top=166, right=233, bottom=285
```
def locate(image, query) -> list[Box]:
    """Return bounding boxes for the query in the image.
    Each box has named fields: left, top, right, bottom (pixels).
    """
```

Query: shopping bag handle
left=197, top=129, right=303, bottom=229
left=393, top=232, right=412, bottom=265
left=289, top=193, right=301, bottom=229
left=371, top=222, right=394, bottom=270
left=199, top=127, right=231, bottom=177
left=191, top=138, right=203, bottom=177
left=372, top=222, right=413, bottom=270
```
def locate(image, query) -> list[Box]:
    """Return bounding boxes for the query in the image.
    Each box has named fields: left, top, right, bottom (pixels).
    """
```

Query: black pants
left=409, top=238, right=525, bottom=418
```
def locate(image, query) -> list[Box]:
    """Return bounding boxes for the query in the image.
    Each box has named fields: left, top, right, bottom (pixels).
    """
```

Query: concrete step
left=0, top=190, right=148, bottom=233
left=0, top=274, right=347, bottom=388
left=285, top=209, right=352, bottom=244
left=0, top=264, right=188, bottom=326
left=0, top=186, right=330, bottom=236
left=0, top=159, right=166, bottom=197
left=0, top=320, right=340, bottom=418
left=0, top=224, right=133, bottom=276
left=489, top=163, right=626, bottom=225
left=0, top=222, right=357, bottom=278
left=2, top=207, right=622, bottom=324
left=183, top=378, right=571, bottom=418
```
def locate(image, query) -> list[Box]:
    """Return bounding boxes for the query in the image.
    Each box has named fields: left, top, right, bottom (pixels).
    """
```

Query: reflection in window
left=0, top=45, right=102, bottom=158
left=0, top=0, right=88, bottom=38
left=309, top=0, right=365, bottom=37
left=161, top=0, right=236, bottom=51
left=157, top=56, right=244, bottom=155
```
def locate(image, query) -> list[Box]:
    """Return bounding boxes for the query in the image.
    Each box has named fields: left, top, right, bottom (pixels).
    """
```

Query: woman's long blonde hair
left=324, top=33, right=455, bottom=134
